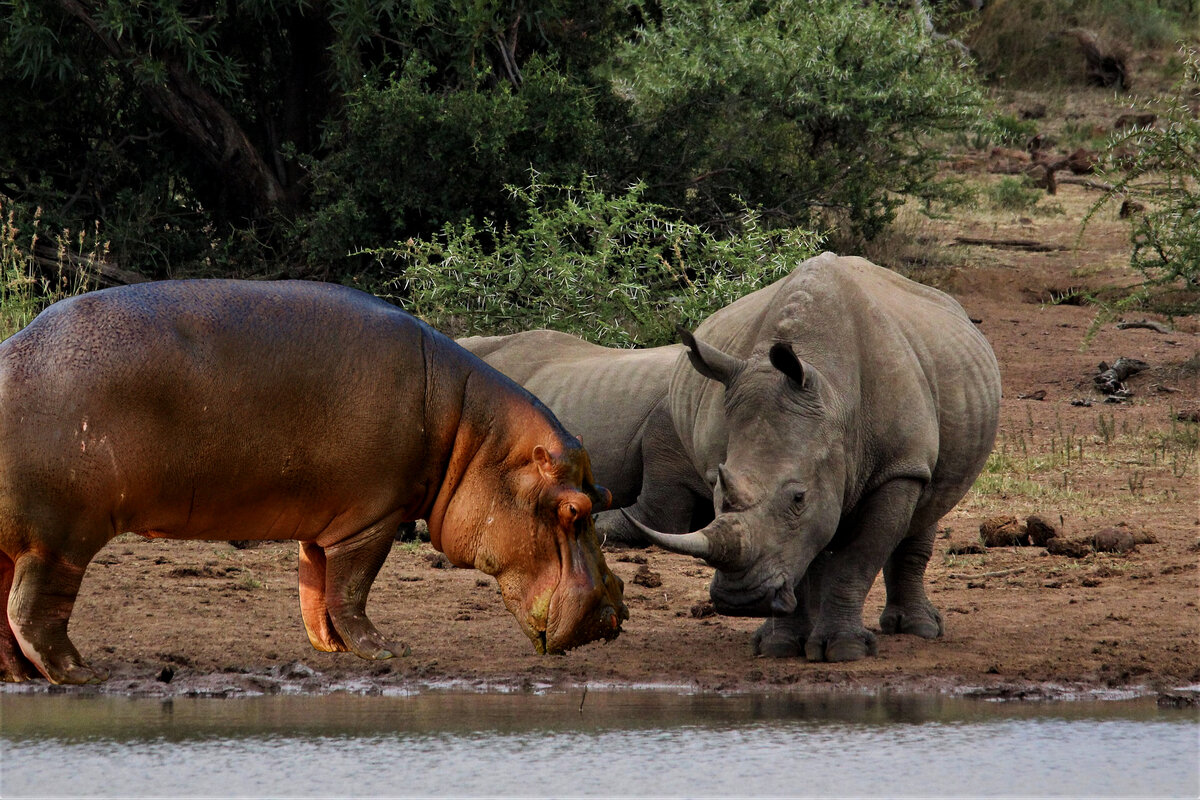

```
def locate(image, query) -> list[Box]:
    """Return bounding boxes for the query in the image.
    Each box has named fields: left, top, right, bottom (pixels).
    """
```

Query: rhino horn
left=678, top=327, right=744, bottom=386
left=620, top=509, right=745, bottom=569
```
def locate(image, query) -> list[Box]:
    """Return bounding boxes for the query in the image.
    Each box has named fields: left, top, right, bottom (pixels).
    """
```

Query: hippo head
left=439, top=436, right=627, bottom=654
left=626, top=331, right=845, bottom=617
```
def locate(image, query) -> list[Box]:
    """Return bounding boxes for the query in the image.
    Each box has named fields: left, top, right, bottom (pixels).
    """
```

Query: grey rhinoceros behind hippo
left=628, top=253, right=1001, bottom=662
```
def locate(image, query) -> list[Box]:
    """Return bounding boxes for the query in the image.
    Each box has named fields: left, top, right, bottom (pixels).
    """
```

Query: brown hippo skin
left=0, top=280, right=626, bottom=684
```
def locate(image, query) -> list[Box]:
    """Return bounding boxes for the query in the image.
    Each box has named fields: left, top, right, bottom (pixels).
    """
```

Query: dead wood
left=1116, top=320, right=1171, bottom=333
left=952, top=236, right=1068, bottom=252
left=947, top=567, right=1027, bottom=580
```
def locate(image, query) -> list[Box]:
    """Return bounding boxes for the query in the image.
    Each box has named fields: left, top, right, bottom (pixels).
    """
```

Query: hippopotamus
left=459, top=331, right=710, bottom=543
left=623, top=253, right=1002, bottom=661
left=0, top=280, right=627, bottom=685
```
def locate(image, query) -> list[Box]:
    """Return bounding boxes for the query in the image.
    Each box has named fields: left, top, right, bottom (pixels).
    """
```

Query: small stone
left=1045, top=537, right=1092, bottom=558
left=980, top=516, right=1027, bottom=547
left=1025, top=515, right=1058, bottom=547
left=689, top=602, right=716, bottom=619
left=156, top=665, right=175, bottom=684
left=424, top=552, right=451, bottom=569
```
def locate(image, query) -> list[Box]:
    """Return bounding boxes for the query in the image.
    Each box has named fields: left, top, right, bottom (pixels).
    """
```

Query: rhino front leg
left=806, top=478, right=923, bottom=663
left=304, top=516, right=403, bottom=660
left=879, top=521, right=943, bottom=640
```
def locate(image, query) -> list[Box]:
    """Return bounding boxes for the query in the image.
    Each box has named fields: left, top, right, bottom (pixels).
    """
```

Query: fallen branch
left=952, top=236, right=1068, bottom=252
left=1058, top=176, right=1117, bottom=192
left=1116, top=319, right=1171, bottom=333
left=947, top=567, right=1027, bottom=580
left=30, top=242, right=146, bottom=288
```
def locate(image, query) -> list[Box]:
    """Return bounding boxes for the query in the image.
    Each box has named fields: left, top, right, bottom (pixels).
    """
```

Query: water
left=1, top=690, right=1196, bottom=798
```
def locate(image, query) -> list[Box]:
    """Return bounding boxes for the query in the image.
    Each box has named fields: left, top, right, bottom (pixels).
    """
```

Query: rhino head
left=626, top=330, right=846, bottom=617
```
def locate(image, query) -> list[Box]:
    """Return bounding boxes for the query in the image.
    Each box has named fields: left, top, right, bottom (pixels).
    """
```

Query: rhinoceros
left=0, top=280, right=626, bottom=684
left=626, top=253, right=1001, bottom=662
left=459, top=331, right=711, bottom=543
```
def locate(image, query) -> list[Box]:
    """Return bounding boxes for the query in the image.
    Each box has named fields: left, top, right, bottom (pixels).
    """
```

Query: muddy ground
left=5, top=89, right=1199, bottom=701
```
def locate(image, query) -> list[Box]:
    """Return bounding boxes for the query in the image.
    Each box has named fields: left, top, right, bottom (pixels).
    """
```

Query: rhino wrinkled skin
left=467, top=253, right=1000, bottom=662
left=654, top=253, right=1001, bottom=661
left=0, top=280, right=626, bottom=685
left=459, top=331, right=712, bottom=543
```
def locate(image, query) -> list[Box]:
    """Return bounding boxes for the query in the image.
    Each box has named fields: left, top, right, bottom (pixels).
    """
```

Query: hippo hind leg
left=300, top=516, right=402, bottom=660
left=0, top=552, right=37, bottom=681
left=879, top=519, right=944, bottom=640
left=6, top=545, right=108, bottom=685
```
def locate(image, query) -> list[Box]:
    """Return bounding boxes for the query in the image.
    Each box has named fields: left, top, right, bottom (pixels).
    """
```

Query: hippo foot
left=805, top=627, right=878, bottom=663
left=332, top=615, right=399, bottom=661
left=42, top=659, right=108, bottom=686
left=752, top=618, right=810, bottom=658
left=879, top=602, right=944, bottom=639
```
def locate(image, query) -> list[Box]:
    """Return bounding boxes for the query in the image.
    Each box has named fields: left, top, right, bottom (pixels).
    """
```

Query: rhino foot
left=805, top=627, right=878, bottom=663
left=879, top=602, right=944, bottom=639
left=752, top=618, right=810, bottom=658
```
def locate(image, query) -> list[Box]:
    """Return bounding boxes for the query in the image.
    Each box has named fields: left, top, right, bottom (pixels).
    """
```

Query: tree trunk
left=56, top=0, right=289, bottom=222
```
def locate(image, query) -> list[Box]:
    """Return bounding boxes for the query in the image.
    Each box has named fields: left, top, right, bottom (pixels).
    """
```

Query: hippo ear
left=769, top=342, right=810, bottom=390
left=679, top=327, right=743, bottom=385
left=533, top=445, right=558, bottom=481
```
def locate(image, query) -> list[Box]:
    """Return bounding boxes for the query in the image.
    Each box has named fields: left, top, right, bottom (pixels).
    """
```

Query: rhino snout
left=710, top=572, right=794, bottom=617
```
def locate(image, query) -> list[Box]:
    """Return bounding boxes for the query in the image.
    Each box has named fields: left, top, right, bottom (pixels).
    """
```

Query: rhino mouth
left=711, top=573, right=796, bottom=617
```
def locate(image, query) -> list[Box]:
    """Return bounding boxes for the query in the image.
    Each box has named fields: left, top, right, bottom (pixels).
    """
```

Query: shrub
left=605, top=0, right=984, bottom=239
left=1090, top=46, right=1200, bottom=294
left=366, top=176, right=824, bottom=347
left=986, top=177, right=1045, bottom=212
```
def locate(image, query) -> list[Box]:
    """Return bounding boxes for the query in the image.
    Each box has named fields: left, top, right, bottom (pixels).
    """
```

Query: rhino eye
left=791, top=490, right=806, bottom=507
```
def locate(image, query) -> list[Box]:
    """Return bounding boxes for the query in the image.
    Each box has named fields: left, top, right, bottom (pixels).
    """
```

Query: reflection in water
left=1, top=691, right=1196, bottom=797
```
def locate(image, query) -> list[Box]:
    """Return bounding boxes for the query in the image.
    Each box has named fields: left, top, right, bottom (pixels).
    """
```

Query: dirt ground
left=5, top=90, right=1200, bottom=701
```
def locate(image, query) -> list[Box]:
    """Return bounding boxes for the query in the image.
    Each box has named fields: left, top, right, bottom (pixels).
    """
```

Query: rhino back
left=0, top=280, right=464, bottom=541
left=460, top=330, right=684, bottom=506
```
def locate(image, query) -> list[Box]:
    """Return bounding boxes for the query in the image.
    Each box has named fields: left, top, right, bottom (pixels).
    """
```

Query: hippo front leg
left=6, top=547, right=108, bottom=684
left=806, top=478, right=923, bottom=663
left=299, top=516, right=402, bottom=660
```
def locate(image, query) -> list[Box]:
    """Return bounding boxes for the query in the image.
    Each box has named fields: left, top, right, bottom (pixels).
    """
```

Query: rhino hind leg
left=0, top=552, right=37, bottom=681
left=879, top=521, right=944, bottom=640
left=805, top=479, right=923, bottom=663
left=6, top=546, right=107, bottom=684
left=308, top=517, right=403, bottom=661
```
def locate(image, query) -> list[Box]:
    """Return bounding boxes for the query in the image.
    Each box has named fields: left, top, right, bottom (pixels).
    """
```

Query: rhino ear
left=679, top=327, right=743, bottom=385
left=769, top=342, right=810, bottom=390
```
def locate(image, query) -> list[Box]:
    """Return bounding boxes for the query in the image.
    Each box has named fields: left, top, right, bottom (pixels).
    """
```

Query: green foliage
left=989, top=114, right=1040, bottom=147
left=1090, top=47, right=1200, bottom=293
left=986, top=177, right=1046, bottom=212
left=294, top=55, right=618, bottom=268
left=368, top=176, right=823, bottom=347
left=606, top=0, right=984, bottom=238
left=0, top=199, right=102, bottom=340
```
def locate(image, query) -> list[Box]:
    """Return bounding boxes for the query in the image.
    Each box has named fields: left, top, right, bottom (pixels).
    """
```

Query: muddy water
left=1, top=690, right=1196, bottom=798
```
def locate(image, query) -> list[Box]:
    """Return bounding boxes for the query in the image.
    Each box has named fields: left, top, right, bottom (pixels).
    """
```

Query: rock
left=948, top=543, right=986, bottom=555
left=1019, top=104, right=1047, bottom=120
left=1046, top=537, right=1092, bottom=558
left=1114, top=112, right=1157, bottom=130
left=1025, top=515, right=1058, bottom=547
left=1092, top=527, right=1138, bottom=554
left=689, top=602, right=716, bottom=619
left=1066, top=148, right=1099, bottom=174
left=424, top=552, right=451, bottom=569
left=1118, top=199, right=1146, bottom=218
left=980, top=516, right=1027, bottom=547
left=156, top=665, right=175, bottom=683
left=633, top=564, right=662, bottom=588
